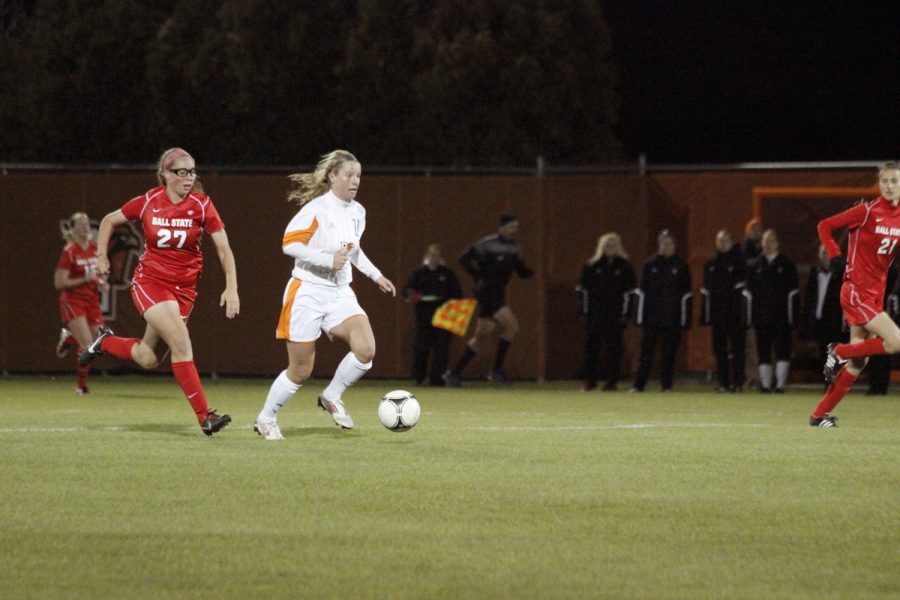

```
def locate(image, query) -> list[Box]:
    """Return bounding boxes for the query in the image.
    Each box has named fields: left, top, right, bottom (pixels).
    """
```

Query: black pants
left=754, top=325, right=791, bottom=364
left=633, top=326, right=681, bottom=391
left=711, top=321, right=746, bottom=389
left=867, top=355, right=891, bottom=393
left=412, top=321, right=453, bottom=385
left=581, top=320, right=625, bottom=384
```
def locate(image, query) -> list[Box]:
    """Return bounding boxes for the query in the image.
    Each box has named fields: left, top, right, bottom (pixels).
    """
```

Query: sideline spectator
left=700, top=229, right=748, bottom=392
left=404, top=244, right=462, bottom=386
left=742, top=218, right=763, bottom=265
left=629, top=230, right=692, bottom=393
left=802, top=243, right=846, bottom=368
left=748, top=229, right=799, bottom=393
left=742, top=218, right=764, bottom=386
left=576, top=232, right=636, bottom=392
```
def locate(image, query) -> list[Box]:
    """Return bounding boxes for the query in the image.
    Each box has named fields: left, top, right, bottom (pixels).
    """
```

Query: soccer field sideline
left=1, top=376, right=898, bottom=599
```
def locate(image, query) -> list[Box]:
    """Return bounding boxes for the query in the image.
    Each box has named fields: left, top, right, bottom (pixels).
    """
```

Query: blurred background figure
left=576, top=232, right=636, bottom=392
left=54, top=212, right=106, bottom=394
left=802, top=243, right=846, bottom=371
left=444, top=214, right=534, bottom=386
left=742, top=218, right=763, bottom=265
left=748, top=229, right=799, bottom=392
left=629, top=230, right=692, bottom=392
left=404, top=244, right=461, bottom=387
left=700, top=229, right=748, bottom=392
left=741, top=217, right=764, bottom=387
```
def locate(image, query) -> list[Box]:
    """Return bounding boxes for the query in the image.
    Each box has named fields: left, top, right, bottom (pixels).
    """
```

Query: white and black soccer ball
left=378, top=390, right=420, bottom=432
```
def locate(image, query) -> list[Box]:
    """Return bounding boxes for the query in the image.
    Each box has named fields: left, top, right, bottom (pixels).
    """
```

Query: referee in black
left=443, top=214, right=534, bottom=386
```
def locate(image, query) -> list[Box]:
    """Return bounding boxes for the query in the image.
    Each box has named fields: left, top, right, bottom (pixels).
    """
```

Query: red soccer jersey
left=121, top=186, right=225, bottom=286
left=56, top=240, right=100, bottom=303
left=817, top=196, right=900, bottom=293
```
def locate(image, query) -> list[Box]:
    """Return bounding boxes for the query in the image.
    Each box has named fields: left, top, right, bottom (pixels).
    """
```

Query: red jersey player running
left=813, top=162, right=900, bottom=427
left=79, top=148, right=240, bottom=436
left=54, top=212, right=106, bottom=394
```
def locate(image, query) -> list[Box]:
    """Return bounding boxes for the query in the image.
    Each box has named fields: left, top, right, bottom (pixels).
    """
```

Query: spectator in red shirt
left=79, top=148, right=240, bottom=436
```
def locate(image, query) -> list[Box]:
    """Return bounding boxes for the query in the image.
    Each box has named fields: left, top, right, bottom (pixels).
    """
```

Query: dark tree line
left=1, top=0, right=621, bottom=166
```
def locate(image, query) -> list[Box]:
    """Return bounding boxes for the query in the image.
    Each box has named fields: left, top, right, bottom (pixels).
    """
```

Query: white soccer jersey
left=282, top=190, right=383, bottom=287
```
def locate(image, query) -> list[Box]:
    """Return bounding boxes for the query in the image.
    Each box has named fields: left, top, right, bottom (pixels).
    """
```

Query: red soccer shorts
left=131, top=277, right=197, bottom=322
left=840, top=282, right=882, bottom=327
left=59, top=295, right=104, bottom=328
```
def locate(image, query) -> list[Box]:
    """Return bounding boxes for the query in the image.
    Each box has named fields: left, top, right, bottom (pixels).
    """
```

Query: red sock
left=76, top=356, right=90, bottom=389
left=812, top=368, right=857, bottom=418
left=172, top=361, right=209, bottom=424
left=100, top=336, right=140, bottom=361
left=835, top=337, right=886, bottom=359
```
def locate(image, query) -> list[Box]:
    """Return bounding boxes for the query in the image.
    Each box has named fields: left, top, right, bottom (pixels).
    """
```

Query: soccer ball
left=378, top=390, right=420, bottom=432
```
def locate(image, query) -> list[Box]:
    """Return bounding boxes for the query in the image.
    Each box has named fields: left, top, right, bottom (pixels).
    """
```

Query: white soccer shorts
left=276, top=278, right=366, bottom=342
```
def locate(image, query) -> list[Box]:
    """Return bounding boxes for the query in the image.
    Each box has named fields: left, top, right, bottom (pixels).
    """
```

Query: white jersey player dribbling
left=278, top=189, right=384, bottom=341
left=255, top=150, right=396, bottom=439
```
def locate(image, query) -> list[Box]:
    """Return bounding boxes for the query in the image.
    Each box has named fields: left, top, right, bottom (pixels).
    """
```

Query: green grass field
left=1, top=375, right=897, bottom=599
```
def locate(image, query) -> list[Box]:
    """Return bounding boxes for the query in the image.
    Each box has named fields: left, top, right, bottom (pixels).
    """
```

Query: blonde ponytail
left=288, top=149, right=358, bottom=206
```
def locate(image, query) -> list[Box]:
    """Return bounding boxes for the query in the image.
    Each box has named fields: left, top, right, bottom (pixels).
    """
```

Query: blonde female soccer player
left=254, top=150, right=396, bottom=439
left=812, top=162, right=900, bottom=427
left=79, top=148, right=240, bottom=436
left=54, top=212, right=106, bottom=394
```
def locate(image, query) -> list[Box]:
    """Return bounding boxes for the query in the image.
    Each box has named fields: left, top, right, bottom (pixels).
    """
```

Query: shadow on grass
left=280, top=426, right=358, bottom=438
left=113, top=423, right=197, bottom=437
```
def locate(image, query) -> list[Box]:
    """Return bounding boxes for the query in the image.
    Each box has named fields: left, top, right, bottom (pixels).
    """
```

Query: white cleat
left=254, top=419, right=284, bottom=440
left=317, top=394, right=354, bottom=429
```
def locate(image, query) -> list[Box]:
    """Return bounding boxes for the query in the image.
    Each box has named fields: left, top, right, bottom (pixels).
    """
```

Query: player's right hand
left=332, top=249, right=349, bottom=270
left=96, top=254, right=110, bottom=277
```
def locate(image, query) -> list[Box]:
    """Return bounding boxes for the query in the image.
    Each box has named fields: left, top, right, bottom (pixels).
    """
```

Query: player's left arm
left=210, top=229, right=240, bottom=318
left=514, top=257, right=535, bottom=279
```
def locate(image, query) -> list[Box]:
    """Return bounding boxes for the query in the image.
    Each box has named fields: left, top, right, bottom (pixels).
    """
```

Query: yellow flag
left=431, top=298, right=477, bottom=336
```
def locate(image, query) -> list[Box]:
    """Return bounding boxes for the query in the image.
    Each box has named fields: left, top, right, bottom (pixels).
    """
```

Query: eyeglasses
left=168, top=168, right=197, bottom=178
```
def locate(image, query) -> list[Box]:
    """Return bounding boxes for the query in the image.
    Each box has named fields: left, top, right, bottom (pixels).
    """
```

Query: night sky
left=603, top=2, right=898, bottom=165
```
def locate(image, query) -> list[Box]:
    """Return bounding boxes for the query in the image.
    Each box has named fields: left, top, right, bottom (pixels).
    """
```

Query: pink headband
left=163, top=148, right=192, bottom=169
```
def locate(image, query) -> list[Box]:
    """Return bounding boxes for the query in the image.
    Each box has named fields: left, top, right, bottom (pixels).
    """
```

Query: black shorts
left=476, top=288, right=506, bottom=318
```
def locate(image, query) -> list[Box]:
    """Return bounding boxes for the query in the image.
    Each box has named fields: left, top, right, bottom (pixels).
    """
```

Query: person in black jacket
left=404, top=244, right=462, bottom=387
left=577, top=232, right=636, bottom=392
left=741, top=218, right=763, bottom=266
left=443, top=214, right=535, bottom=386
left=700, top=229, right=749, bottom=392
left=741, top=218, right=764, bottom=387
left=748, top=229, right=799, bottom=392
left=802, top=243, right=846, bottom=369
left=629, top=230, right=692, bottom=392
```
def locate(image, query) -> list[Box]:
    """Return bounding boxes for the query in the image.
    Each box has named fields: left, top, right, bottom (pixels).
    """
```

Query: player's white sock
left=323, top=352, right=372, bottom=400
left=259, top=370, right=301, bottom=422
left=775, top=360, right=790, bottom=389
left=758, top=363, right=773, bottom=390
